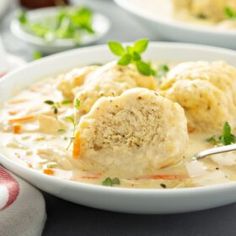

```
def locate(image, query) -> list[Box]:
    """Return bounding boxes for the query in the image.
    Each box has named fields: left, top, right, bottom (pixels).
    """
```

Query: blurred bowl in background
left=0, top=0, right=9, bottom=19
left=11, top=7, right=110, bottom=54
left=115, top=0, right=236, bottom=49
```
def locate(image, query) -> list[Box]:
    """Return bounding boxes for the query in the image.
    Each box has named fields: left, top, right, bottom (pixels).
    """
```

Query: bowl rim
left=115, top=0, right=236, bottom=36
left=1, top=41, right=236, bottom=195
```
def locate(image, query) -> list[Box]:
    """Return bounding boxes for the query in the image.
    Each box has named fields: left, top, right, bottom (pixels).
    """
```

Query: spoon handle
left=194, top=144, right=236, bottom=160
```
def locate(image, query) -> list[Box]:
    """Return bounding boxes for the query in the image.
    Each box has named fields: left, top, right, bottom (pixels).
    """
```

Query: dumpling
left=172, top=0, right=191, bottom=11
left=73, top=62, right=158, bottom=114
left=57, top=65, right=98, bottom=99
left=172, top=0, right=236, bottom=22
left=160, top=61, right=236, bottom=131
left=75, top=88, right=188, bottom=177
left=190, top=0, right=228, bottom=21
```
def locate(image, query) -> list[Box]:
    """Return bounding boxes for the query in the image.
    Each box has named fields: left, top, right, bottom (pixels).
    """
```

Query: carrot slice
left=187, top=125, right=195, bottom=133
left=80, top=175, right=100, bottom=179
left=138, top=174, right=187, bottom=180
left=73, top=132, right=80, bottom=159
left=8, top=110, right=20, bottom=115
left=8, top=98, right=29, bottom=104
left=12, top=124, right=22, bottom=134
left=43, top=168, right=54, bottom=175
left=8, top=115, right=35, bottom=124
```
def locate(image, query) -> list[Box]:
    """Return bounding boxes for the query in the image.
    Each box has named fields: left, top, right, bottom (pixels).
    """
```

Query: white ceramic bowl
left=11, top=7, right=110, bottom=54
left=1, top=42, right=236, bottom=214
left=115, top=0, right=236, bottom=50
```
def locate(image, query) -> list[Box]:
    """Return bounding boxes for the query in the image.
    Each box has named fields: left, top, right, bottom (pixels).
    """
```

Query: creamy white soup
left=1, top=56, right=236, bottom=189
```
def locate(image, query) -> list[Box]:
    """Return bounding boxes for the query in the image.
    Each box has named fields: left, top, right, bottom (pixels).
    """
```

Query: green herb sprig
left=225, top=6, right=236, bottom=19
left=102, top=177, right=120, bottom=186
left=44, top=99, right=72, bottom=115
left=207, top=122, right=236, bottom=146
left=64, top=115, right=76, bottom=150
left=64, top=98, right=81, bottom=150
left=108, top=39, right=156, bottom=76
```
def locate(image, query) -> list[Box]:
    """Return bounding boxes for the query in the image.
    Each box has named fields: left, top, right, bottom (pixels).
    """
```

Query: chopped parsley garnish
left=44, top=100, right=58, bottom=114
left=61, top=99, right=72, bottom=105
left=225, top=6, right=236, bottom=19
left=102, top=177, right=120, bottom=186
left=18, top=7, right=95, bottom=43
left=57, top=128, right=66, bottom=133
left=156, top=64, right=169, bottom=78
left=219, top=122, right=236, bottom=145
left=108, top=39, right=156, bottom=76
left=196, top=13, right=207, bottom=19
left=74, top=98, right=81, bottom=110
left=160, top=183, right=167, bottom=189
left=206, top=136, right=219, bottom=145
left=207, top=122, right=236, bottom=146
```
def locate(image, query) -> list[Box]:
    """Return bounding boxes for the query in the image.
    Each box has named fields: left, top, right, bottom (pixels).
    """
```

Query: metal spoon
left=194, top=144, right=236, bottom=160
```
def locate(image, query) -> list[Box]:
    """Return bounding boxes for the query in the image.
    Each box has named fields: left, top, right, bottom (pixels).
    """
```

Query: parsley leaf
left=133, top=38, right=148, bottom=53
left=108, top=38, right=156, bottom=76
left=102, top=177, right=120, bottom=186
left=118, top=54, right=132, bottom=65
left=225, top=6, right=236, bottom=19
left=219, top=122, right=236, bottom=145
left=61, top=99, right=72, bottom=105
left=206, top=136, right=219, bottom=145
left=108, top=41, right=125, bottom=56
left=74, top=98, right=81, bottom=110
left=44, top=100, right=54, bottom=105
left=207, top=122, right=236, bottom=146
left=136, top=61, right=153, bottom=76
left=44, top=99, right=72, bottom=115
left=65, top=115, right=75, bottom=124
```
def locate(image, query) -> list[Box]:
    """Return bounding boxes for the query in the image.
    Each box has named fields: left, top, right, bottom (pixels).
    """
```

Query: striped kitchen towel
left=0, top=166, right=46, bottom=236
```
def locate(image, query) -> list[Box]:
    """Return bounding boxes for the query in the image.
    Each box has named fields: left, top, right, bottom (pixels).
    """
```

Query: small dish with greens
left=11, top=6, right=110, bottom=53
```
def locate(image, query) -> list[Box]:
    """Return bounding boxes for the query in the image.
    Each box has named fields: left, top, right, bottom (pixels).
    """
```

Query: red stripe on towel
left=0, top=166, right=20, bottom=210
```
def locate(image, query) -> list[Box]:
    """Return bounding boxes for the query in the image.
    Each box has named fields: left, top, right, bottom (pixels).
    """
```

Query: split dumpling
left=73, top=62, right=158, bottom=114
left=160, top=61, right=236, bottom=131
left=76, top=88, right=188, bottom=177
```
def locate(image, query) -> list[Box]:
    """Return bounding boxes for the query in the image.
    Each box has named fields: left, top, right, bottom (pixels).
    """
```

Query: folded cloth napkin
left=0, top=166, right=46, bottom=236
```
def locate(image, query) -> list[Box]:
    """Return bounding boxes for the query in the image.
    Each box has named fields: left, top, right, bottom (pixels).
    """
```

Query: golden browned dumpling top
left=73, top=62, right=158, bottom=114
